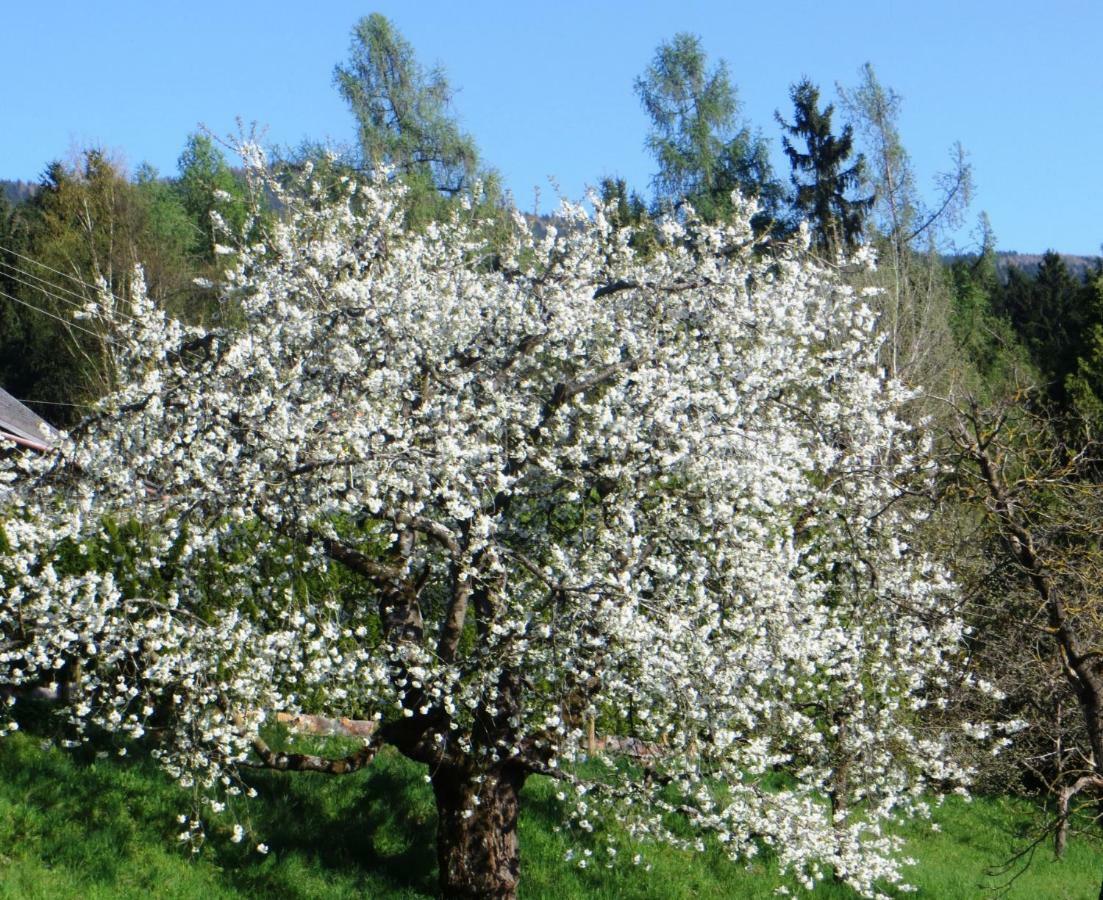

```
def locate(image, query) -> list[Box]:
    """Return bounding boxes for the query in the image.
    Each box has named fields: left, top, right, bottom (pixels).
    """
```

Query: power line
left=0, top=257, right=141, bottom=325
left=9, top=397, right=96, bottom=409
left=0, top=261, right=127, bottom=325
left=0, top=242, right=132, bottom=313
left=0, top=286, right=111, bottom=342
left=0, top=254, right=136, bottom=322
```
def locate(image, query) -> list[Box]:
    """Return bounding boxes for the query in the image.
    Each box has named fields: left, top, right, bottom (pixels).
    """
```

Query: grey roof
left=0, top=388, right=58, bottom=451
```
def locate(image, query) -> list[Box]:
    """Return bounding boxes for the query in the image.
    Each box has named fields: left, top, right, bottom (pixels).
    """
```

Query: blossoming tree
left=0, top=156, right=966, bottom=898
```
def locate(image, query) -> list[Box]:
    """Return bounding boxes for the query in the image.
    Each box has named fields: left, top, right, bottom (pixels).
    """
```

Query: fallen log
left=275, top=711, right=379, bottom=739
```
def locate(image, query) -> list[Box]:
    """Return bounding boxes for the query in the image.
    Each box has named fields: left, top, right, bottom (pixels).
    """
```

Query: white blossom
left=0, top=160, right=975, bottom=897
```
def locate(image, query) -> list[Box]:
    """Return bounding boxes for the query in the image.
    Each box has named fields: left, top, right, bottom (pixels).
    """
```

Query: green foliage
left=132, top=163, right=210, bottom=321
left=993, top=253, right=1103, bottom=418
left=0, top=155, right=156, bottom=419
left=329, top=15, right=512, bottom=243
left=175, top=134, right=251, bottom=263
left=0, top=193, right=52, bottom=412
left=0, top=142, right=251, bottom=418
left=998, top=255, right=1087, bottom=376
left=947, top=252, right=1037, bottom=402
left=778, top=79, right=873, bottom=257
left=635, top=34, right=783, bottom=229
left=597, top=177, right=659, bottom=256
left=0, top=157, right=116, bottom=423
left=335, top=15, right=479, bottom=214
left=598, top=177, right=647, bottom=229
left=837, top=64, right=919, bottom=250
left=838, top=63, right=971, bottom=260
left=135, top=164, right=194, bottom=257
left=1066, top=285, right=1103, bottom=429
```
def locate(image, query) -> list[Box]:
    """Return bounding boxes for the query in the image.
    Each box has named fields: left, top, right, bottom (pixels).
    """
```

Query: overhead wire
left=0, top=256, right=115, bottom=312
left=0, top=242, right=133, bottom=314
left=0, top=261, right=117, bottom=325
left=0, top=245, right=242, bottom=376
left=0, top=241, right=161, bottom=346
left=0, top=253, right=230, bottom=371
left=0, top=286, right=111, bottom=342
left=6, top=397, right=96, bottom=409
left=0, top=254, right=141, bottom=325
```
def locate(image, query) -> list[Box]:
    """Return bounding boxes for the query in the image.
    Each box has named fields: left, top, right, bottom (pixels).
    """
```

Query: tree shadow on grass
left=0, top=705, right=439, bottom=898
left=226, top=750, right=439, bottom=899
left=0, top=719, right=188, bottom=890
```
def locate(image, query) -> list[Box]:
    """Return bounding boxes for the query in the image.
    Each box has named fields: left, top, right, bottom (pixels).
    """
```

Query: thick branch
left=392, top=512, right=461, bottom=555
left=961, top=411, right=1103, bottom=773
left=249, top=731, right=384, bottom=774
left=1056, top=774, right=1103, bottom=857
left=319, top=532, right=405, bottom=582
left=437, top=352, right=635, bottom=661
left=438, top=555, right=475, bottom=662
left=593, top=279, right=638, bottom=300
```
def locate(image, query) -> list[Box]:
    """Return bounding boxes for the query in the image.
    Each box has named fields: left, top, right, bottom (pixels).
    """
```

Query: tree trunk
left=432, top=764, right=525, bottom=900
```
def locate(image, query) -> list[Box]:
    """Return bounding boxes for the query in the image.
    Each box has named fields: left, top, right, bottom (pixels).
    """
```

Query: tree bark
left=432, top=764, right=526, bottom=900
left=828, top=712, right=850, bottom=883
left=1055, top=774, right=1103, bottom=858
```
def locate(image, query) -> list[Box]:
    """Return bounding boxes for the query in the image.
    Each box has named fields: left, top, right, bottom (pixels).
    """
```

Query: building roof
left=0, top=388, right=58, bottom=451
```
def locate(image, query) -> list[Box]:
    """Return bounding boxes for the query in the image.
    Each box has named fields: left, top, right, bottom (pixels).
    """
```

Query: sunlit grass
left=0, top=710, right=1098, bottom=898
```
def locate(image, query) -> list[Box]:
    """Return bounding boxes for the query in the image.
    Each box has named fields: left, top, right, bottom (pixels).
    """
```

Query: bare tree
left=949, top=395, right=1103, bottom=880
left=838, top=65, right=973, bottom=396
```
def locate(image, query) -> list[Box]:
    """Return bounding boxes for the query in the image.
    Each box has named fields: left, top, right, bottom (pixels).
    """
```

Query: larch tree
left=635, top=33, right=783, bottom=229
left=835, top=63, right=973, bottom=395
left=335, top=14, right=481, bottom=220
left=0, top=151, right=976, bottom=899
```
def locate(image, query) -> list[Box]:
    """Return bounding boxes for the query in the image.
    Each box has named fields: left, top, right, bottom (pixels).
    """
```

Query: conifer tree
left=636, top=34, right=782, bottom=228
left=175, top=134, right=250, bottom=262
left=778, top=79, right=873, bottom=257
left=335, top=14, right=479, bottom=198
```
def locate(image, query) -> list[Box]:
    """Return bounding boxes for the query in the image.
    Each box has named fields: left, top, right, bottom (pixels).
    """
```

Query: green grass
left=0, top=714, right=1099, bottom=898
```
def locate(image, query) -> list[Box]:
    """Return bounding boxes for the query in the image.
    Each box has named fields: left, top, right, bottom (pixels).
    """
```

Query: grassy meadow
left=0, top=707, right=1100, bottom=899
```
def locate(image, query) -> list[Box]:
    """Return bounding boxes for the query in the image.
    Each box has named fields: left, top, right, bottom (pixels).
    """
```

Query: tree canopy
left=335, top=15, right=480, bottom=198
left=0, top=151, right=977, bottom=898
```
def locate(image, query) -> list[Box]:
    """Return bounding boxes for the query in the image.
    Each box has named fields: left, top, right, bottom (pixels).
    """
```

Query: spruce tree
left=778, top=79, right=873, bottom=257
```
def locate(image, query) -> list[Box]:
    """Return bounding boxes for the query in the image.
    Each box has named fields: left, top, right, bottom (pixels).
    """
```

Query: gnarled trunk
left=432, top=764, right=526, bottom=900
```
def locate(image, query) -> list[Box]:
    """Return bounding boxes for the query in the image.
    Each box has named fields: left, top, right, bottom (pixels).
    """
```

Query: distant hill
left=0, top=179, right=37, bottom=205
left=995, top=251, right=1101, bottom=281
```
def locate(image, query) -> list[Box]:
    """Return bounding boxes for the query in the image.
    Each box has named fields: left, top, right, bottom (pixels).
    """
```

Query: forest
left=2, top=12, right=1103, bottom=900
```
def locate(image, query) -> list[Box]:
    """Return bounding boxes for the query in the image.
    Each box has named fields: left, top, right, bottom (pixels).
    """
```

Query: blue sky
left=2, top=1, right=1100, bottom=255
